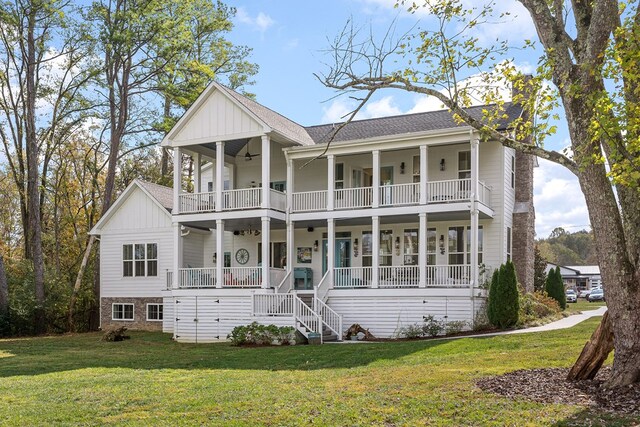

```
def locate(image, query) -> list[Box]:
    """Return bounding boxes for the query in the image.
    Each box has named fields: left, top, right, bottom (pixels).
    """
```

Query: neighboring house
left=92, top=81, right=536, bottom=342
left=546, top=263, right=602, bottom=291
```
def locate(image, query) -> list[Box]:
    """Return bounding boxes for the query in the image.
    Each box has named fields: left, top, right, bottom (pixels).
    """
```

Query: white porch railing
left=293, top=295, right=322, bottom=341
left=334, top=187, right=372, bottom=209
left=333, top=267, right=373, bottom=288
left=428, top=179, right=471, bottom=203
left=253, top=293, right=293, bottom=316
left=222, top=188, right=261, bottom=210
left=379, top=266, right=420, bottom=288
left=426, top=265, right=471, bottom=286
left=275, top=269, right=293, bottom=294
left=316, top=270, right=331, bottom=302
left=222, top=266, right=262, bottom=287
left=270, top=189, right=287, bottom=211
left=178, top=267, right=216, bottom=288
left=166, top=270, right=173, bottom=289
left=292, top=190, right=327, bottom=212
left=314, top=297, right=342, bottom=340
left=479, top=181, right=492, bottom=206
left=179, top=192, right=216, bottom=214
left=380, top=183, right=420, bottom=206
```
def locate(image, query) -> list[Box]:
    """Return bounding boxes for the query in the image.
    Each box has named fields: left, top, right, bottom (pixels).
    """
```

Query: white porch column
left=419, top=213, right=427, bottom=288
left=261, top=216, right=270, bottom=288
left=470, top=135, right=480, bottom=293
left=261, top=135, right=271, bottom=209
left=327, top=218, right=335, bottom=287
left=216, top=219, right=224, bottom=288
left=371, top=216, right=380, bottom=288
left=286, top=158, right=293, bottom=213
left=327, top=154, right=335, bottom=211
left=286, top=220, right=294, bottom=273
left=173, top=147, right=182, bottom=214
left=372, top=150, right=380, bottom=208
left=172, top=223, right=182, bottom=288
left=420, top=145, right=428, bottom=205
left=194, top=152, right=201, bottom=193
left=216, top=141, right=224, bottom=211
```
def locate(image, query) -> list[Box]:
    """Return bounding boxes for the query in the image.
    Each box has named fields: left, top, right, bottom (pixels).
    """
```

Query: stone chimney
left=511, top=75, right=536, bottom=293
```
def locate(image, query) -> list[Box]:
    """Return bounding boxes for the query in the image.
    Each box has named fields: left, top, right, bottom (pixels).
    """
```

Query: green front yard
left=0, top=316, right=632, bottom=426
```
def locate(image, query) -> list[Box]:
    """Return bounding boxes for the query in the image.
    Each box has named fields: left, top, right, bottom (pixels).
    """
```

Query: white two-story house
left=91, top=81, right=535, bottom=342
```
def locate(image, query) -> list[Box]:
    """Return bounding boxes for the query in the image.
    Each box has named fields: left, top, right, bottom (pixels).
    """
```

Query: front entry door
left=322, top=238, right=351, bottom=275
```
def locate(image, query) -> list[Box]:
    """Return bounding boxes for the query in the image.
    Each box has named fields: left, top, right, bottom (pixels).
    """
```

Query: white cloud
left=534, top=159, right=590, bottom=238
left=321, top=96, right=402, bottom=123
left=235, top=8, right=274, bottom=33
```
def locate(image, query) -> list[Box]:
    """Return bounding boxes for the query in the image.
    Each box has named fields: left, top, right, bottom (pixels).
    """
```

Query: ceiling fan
left=244, top=141, right=261, bottom=161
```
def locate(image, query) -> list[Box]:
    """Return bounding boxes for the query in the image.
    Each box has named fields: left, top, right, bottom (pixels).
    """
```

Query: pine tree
left=487, top=262, right=519, bottom=329
left=545, top=266, right=567, bottom=310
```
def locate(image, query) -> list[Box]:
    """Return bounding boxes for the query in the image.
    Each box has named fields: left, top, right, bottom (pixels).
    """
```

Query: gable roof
left=89, top=179, right=172, bottom=235
left=304, top=103, right=523, bottom=144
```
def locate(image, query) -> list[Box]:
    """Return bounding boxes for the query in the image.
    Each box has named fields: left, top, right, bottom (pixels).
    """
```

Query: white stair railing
left=314, top=297, right=342, bottom=341
left=275, top=270, right=293, bottom=294
left=293, top=295, right=322, bottom=342
left=315, top=270, right=331, bottom=302
left=252, top=293, right=294, bottom=316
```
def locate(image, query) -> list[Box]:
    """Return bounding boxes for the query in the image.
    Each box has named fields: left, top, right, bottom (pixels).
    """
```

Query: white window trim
left=122, top=242, right=158, bottom=278
left=112, top=303, right=134, bottom=321
left=146, top=303, right=163, bottom=322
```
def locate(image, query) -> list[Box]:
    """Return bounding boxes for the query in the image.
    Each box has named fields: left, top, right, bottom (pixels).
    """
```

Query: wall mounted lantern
left=439, top=234, right=445, bottom=255
left=400, top=162, right=405, bottom=174
left=395, top=236, right=401, bottom=255
left=440, top=158, right=446, bottom=171
left=313, top=240, right=319, bottom=252
left=353, top=238, right=359, bottom=257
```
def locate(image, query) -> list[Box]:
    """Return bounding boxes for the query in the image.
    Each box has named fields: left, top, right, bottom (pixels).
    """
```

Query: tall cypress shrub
left=488, top=261, right=520, bottom=328
left=545, top=266, right=566, bottom=310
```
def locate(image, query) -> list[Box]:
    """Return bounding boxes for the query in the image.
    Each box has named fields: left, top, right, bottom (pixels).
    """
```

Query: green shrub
left=227, top=322, right=296, bottom=346
left=487, top=261, right=519, bottom=329
left=398, top=323, right=424, bottom=339
left=445, top=320, right=468, bottom=335
left=422, top=315, right=444, bottom=337
left=545, top=266, right=566, bottom=310
left=518, top=291, right=561, bottom=326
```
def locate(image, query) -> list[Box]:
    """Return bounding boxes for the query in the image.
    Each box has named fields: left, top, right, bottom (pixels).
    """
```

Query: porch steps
left=296, top=292, right=339, bottom=342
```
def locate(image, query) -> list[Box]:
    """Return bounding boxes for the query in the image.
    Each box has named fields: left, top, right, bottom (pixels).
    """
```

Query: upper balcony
left=291, top=179, right=492, bottom=213
left=179, top=188, right=286, bottom=214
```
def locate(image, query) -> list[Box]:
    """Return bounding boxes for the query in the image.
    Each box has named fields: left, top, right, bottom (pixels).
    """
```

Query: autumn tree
left=320, top=0, right=640, bottom=386
left=533, top=246, right=547, bottom=293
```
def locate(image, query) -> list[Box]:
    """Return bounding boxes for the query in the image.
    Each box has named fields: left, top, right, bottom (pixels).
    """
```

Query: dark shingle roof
left=304, top=103, right=523, bottom=144
left=137, top=180, right=173, bottom=212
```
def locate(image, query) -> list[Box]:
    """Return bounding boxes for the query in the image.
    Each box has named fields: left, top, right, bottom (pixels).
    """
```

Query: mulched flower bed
left=477, top=367, right=640, bottom=416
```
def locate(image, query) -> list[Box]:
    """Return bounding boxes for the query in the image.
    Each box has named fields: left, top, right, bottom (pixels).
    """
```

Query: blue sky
left=227, top=0, right=590, bottom=239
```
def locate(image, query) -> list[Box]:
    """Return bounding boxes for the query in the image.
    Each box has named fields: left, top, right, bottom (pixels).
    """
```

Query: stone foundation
left=100, top=297, right=163, bottom=331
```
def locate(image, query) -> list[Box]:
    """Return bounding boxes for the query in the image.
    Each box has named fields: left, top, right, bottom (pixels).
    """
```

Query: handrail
left=293, top=295, right=322, bottom=343
left=315, top=270, right=331, bottom=302
left=314, top=297, right=342, bottom=341
left=275, top=270, right=293, bottom=294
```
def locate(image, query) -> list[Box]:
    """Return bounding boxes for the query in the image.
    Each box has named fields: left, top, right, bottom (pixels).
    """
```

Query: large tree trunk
left=0, top=256, right=8, bottom=317
left=567, top=311, right=614, bottom=380
left=25, top=7, right=45, bottom=335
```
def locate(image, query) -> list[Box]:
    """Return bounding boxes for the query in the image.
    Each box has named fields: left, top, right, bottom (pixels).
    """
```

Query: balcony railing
left=332, top=265, right=473, bottom=288
left=291, top=179, right=491, bottom=213
left=178, top=188, right=287, bottom=213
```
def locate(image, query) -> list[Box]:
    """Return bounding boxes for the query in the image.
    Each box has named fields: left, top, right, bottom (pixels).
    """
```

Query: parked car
left=578, top=289, right=591, bottom=298
left=588, top=288, right=605, bottom=302
left=565, top=289, right=578, bottom=303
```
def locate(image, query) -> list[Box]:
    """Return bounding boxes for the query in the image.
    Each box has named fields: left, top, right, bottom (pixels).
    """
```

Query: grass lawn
left=0, top=317, right=634, bottom=426
left=565, top=299, right=606, bottom=314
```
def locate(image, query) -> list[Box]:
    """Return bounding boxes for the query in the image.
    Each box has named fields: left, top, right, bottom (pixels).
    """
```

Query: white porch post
left=261, top=217, right=270, bottom=288
left=419, top=213, right=427, bottom=288
left=327, top=218, right=335, bottom=287
left=372, top=216, right=380, bottom=288
left=261, top=135, right=271, bottom=209
left=286, top=220, right=294, bottom=274
left=286, top=158, right=293, bottom=213
left=194, top=152, right=201, bottom=193
left=216, top=141, right=224, bottom=211
left=173, top=147, right=182, bottom=214
left=327, top=154, right=335, bottom=211
left=372, top=150, right=380, bottom=208
left=420, top=145, right=428, bottom=205
left=470, top=135, right=480, bottom=293
left=172, top=223, right=182, bottom=288
left=216, top=219, right=224, bottom=288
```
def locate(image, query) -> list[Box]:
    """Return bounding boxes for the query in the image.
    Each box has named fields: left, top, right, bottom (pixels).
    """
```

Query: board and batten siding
left=171, top=89, right=263, bottom=144
left=503, top=147, right=516, bottom=263
left=99, top=186, right=173, bottom=298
